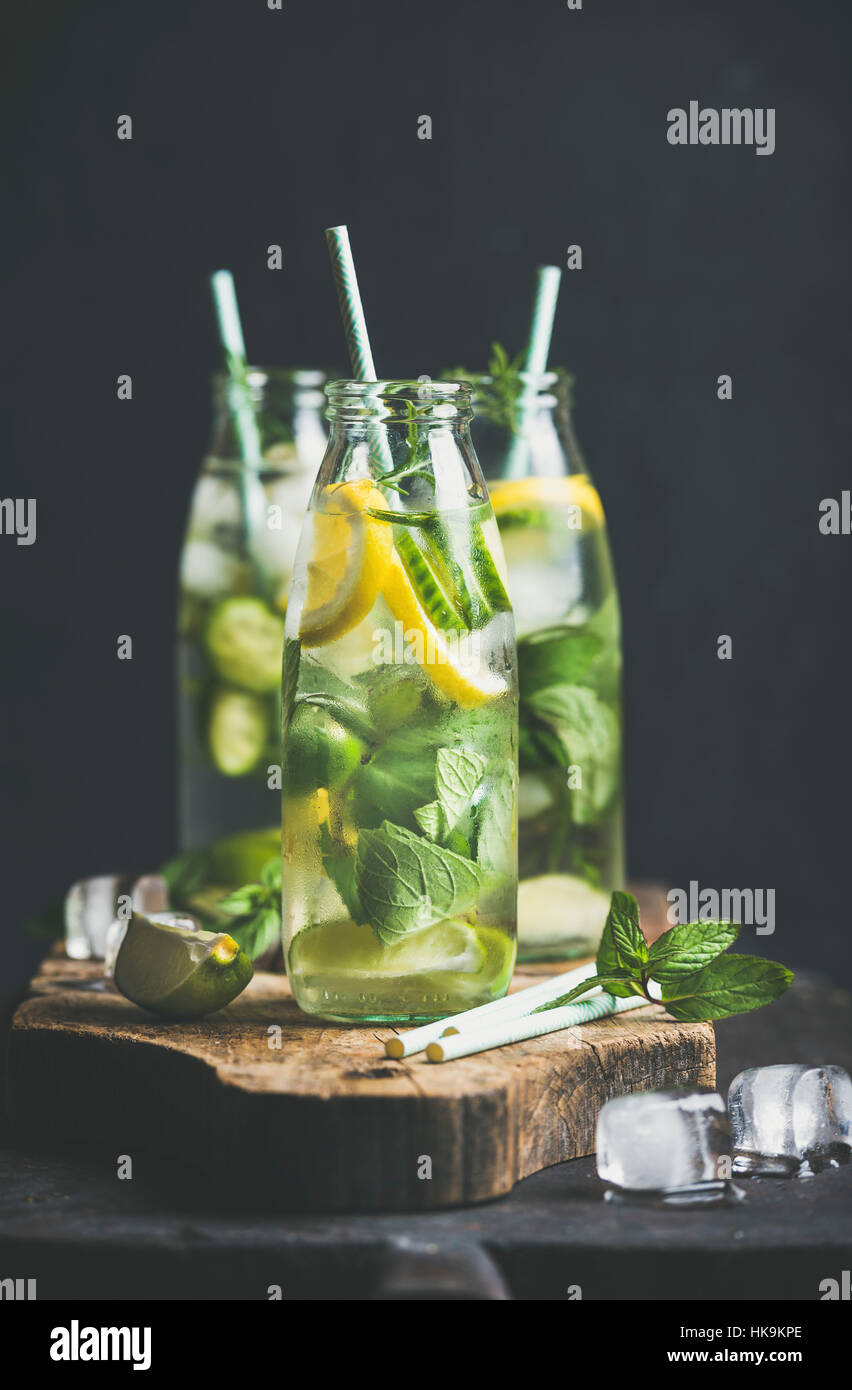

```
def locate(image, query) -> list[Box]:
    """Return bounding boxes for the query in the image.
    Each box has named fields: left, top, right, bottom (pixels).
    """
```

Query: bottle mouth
left=212, top=367, right=328, bottom=408
left=326, top=378, right=474, bottom=423
left=470, top=369, right=561, bottom=408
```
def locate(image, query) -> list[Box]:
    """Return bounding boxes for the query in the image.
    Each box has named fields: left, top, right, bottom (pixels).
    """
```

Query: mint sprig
left=534, top=891, right=793, bottom=1021
left=216, top=857, right=282, bottom=960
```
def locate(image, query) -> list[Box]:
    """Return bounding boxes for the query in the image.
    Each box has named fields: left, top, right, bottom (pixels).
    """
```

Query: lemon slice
left=491, top=474, right=604, bottom=527
left=381, top=551, right=507, bottom=709
left=114, top=912, right=253, bottom=1019
left=299, top=479, right=393, bottom=647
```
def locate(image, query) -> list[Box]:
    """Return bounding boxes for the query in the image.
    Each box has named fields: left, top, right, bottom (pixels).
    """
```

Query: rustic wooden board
left=6, top=908, right=715, bottom=1213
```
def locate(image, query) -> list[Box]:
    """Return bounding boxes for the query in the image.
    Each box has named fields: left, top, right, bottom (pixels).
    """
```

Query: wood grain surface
left=7, top=905, right=715, bottom=1212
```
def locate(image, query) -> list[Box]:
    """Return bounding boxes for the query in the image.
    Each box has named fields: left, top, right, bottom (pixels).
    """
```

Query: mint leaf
left=532, top=970, right=638, bottom=1013
left=161, top=848, right=209, bottom=899
left=218, top=886, right=265, bottom=916
left=647, top=920, right=740, bottom=983
left=435, top=747, right=486, bottom=831
left=229, top=906, right=281, bottom=961
left=347, top=728, right=440, bottom=831
left=518, top=626, right=602, bottom=697
left=414, top=801, right=445, bottom=840
left=474, top=769, right=515, bottom=876
left=597, top=889, right=647, bottom=977
left=660, top=954, right=794, bottom=1021
left=355, top=820, right=480, bottom=947
left=524, top=685, right=619, bottom=822
left=261, top=857, right=282, bottom=891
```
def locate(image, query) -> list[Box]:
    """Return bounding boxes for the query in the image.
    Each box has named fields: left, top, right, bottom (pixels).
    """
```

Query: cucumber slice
left=395, top=531, right=467, bottom=633
left=208, top=690, right=269, bottom=775
left=205, top=597, right=284, bottom=694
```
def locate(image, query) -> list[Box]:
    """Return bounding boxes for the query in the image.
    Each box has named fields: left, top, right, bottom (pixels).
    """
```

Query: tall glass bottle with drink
left=458, top=270, right=624, bottom=960
left=281, top=376, right=519, bottom=1022
left=177, top=365, right=327, bottom=850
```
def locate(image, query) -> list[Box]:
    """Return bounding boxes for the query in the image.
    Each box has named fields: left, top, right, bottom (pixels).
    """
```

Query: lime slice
left=517, top=873, right=610, bottom=953
left=208, top=689, right=269, bottom=775
left=205, top=597, right=285, bottom=694
left=289, top=917, right=489, bottom=979
left=114, top=912, right=253, bottom=1019
left=206, top=826, right=281, bottom=884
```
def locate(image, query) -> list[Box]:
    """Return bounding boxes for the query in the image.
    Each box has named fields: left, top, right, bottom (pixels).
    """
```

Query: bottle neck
left=209, top=369, right=327, bottom=472
left=474, top=389, right=583, bottom=483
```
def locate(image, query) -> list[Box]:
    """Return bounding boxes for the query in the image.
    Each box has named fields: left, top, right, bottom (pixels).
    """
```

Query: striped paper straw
left=426, top=992, right=650, bottom=1062
left=385, top=960, right=599, bottom=1059
left=505, top=263, right=562, bottom=480
left=210, top=269, right=263, bottom=465
left=324, top=224, right=395, bottom=475
left=325, top=226, right=378, bottom=381
left=524, top=264, right=563, bottom=377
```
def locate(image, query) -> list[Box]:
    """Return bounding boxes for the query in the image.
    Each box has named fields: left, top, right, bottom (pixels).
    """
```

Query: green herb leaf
left=646, top=920, right=740, bottom=983
left=435, top=746, right=487, bottom=831
left=600, top=889, right=647, bottom=970
left=518, top=626, right=602, bottom=697
left=228, top=906, right=281, bottom=961
left=474, top=769, right=515, bottom=876
left=594, top=891, right=646, bottom=995
left=217, top=886, right=265, bottom=916
left=347, top=727, right=440, bottom=831
left=414, top=801, right=445, bottom=840
left=260, top=857, right=282, bottom=892
left=355, top=820, right=480, bottom=947
left=660, top=954, right=794, bottom=1021
left=161, top=848, right=210, bottom=899
left=524, top=684, right=619, bottom=822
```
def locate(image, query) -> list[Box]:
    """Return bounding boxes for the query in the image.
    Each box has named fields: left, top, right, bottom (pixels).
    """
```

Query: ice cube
left=65, top=873, right=169, bottom=961
left=596, top=1089, right=733, bottom=1205
left=728, top=1065, right=852, bottom=1176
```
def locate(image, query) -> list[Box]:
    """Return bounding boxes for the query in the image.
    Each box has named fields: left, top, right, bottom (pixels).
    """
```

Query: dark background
left=2, top=0, right=850, bottom=1000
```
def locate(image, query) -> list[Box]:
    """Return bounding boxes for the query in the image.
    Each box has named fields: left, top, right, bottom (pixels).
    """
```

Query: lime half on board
left=114, top=912, right=253, bottom=1019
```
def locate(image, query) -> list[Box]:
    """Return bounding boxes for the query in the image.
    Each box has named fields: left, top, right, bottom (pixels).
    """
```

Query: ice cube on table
left=65, top=873, right=169, bottom=961
left=728, top=1064, right=852, bottom=1176
left=596, top=1089, right=733, bottom=1205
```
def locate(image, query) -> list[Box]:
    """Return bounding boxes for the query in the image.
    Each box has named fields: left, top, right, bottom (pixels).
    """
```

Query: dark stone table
left=1, top=974, right=849, bottom=1300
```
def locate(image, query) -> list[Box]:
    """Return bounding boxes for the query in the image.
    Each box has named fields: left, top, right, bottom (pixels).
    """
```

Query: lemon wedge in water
left=298, top=480, right=393, bottom=646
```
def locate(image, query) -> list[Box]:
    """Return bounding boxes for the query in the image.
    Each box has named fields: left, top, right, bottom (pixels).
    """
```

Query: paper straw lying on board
left=385, top=960, right=600, bottom=1059
left=426, top=992, right=651, bottom=1062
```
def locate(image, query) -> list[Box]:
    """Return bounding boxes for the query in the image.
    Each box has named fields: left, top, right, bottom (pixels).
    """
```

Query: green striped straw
left=426, top=992, right=649, bottom=1062
left=210, top=269, right=263, bottom=464
left=324, top=226, right=378, bottom=382
left=386, top=960, right=600, bottom=1059
left=324, top=225, right=395, bottom=473
left=504, top=263, right=563, bottom=479
left=209, top=270, right=267, bottom=580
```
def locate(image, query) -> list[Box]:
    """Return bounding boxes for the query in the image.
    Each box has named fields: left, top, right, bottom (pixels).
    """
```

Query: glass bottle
left=177, top=368, right=326, bottom=850
left=282, top=380, right=518, bottom=1023
left=471, top=371, right=624, bottom=960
